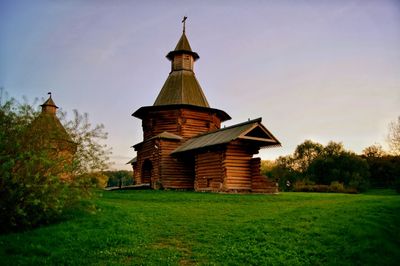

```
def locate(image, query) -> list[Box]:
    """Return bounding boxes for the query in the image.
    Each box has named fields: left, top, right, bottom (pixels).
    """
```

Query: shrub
left=308, top=148, right=370, bottom=192
left=395, top=176, right=400, bottom=193
left=293, top=181, right=350, bottom=193
left=293, top=181, right=330, bottom=192
left=0, top=93, right=110, bottom=232
left=329, top=181, right=345, bottom=193
left=348, top=173, right=370, bottom=192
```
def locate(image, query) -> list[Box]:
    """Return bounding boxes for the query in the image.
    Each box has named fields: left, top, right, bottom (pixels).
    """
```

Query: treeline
left=262, top=140, right=400, bottom=193
left=103, top=170, right=134, bottom=188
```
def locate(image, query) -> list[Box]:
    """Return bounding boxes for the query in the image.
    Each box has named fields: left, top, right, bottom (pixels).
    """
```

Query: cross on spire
left=182, top=16, right=187, bottom=33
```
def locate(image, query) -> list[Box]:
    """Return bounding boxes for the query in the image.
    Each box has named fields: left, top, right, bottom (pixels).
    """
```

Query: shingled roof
left=153, top=70, right=209, bottom=107
left=153, top=30, right=208, bottom=108
left=166, top=32, right=199, bottom=61
left=27, top=95, right=75, bottom=151
left=132, top=131, right=183, bottom=149
left=172, top=118, right=281, bottom=154
left=41, top=95, right=58, bottom=109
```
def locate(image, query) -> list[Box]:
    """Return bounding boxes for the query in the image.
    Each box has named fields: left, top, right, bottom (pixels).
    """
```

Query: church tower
left=132, top=19, right=230, bottom=189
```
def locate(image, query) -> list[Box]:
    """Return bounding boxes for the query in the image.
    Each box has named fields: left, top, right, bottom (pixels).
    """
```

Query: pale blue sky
left=1, top=0, right=399, bottom=170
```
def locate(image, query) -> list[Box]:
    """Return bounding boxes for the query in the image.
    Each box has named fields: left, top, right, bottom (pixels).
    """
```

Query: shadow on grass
left=362, top=189, right=398, bottom=196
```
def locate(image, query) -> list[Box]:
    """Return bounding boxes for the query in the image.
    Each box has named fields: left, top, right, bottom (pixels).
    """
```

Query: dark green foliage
left=0, top=191, right=399, bottom=265
left=270, top=140, right=371, bottom=192
left=104, top=170, right=134, bottom=187
left=395, top=177, right=400, bottom=193
left=308, top=150, right=370, bottom=191
left=292, top=140, right=323, bottom=173
left=363, top=155, right=400, bottom=189
left=293, top=181, right=355, bottom=193
left=0, top=92, right=109, bottom=232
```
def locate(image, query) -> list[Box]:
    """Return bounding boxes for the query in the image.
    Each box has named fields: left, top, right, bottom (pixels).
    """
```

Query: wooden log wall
left=222, top=142, right=254, bottom=192
left=142, top=110, right=180, bottom=140
left=142, top=108, right=221, bottom=141
left=179, top=109, right=221, bottom=139
left=159, top=139, right=194, bottom=189
left=250, top=157, right=279, bottom=193
left=133, top=139, right=160, bottom=187
left=194, top=151, right=224, bottom=192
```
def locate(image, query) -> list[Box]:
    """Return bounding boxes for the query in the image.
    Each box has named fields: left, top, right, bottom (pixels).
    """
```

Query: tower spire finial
left=182, top=16, right=187, bottom=33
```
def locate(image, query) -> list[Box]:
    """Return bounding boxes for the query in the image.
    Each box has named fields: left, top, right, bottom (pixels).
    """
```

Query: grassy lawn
left=1, top=190, right=399, bottom=265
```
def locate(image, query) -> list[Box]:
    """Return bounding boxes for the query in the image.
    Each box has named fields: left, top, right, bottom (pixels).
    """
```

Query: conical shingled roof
left=154, top=31, right=208, bottom=107
left=27, top=95, right=75, bottom=152
left=166, top=32, right=199, bottom=61
left=153, top=70, right=209, bottom=107
left=41, top=95, right=58, bottom=109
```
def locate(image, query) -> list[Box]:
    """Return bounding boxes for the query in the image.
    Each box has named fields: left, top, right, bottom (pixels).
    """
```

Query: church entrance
left=142, top=159, right=152, bottom=184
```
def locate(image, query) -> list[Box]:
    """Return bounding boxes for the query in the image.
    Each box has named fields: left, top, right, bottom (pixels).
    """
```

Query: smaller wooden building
left=27, top=94, right=76, bottom=180
left=131, top=24, right=280, bottom=193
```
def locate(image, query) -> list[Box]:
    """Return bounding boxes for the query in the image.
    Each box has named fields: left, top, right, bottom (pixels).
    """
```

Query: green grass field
left=1, top=190, right=399, bottom=265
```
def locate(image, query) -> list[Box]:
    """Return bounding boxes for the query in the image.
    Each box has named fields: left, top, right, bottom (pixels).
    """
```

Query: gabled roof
left=150, top=131, right=183, bottom=141
left=172, top=118, right=281, bottom=154
left=132, top=131, right=183, bottom=149
left=166, top=32, right=199, bottom=61
left=153, top=70, right=209, bottom=107
left=126, top=157, right=137, bottom=165
left=132, top=104, right=231, bottom=122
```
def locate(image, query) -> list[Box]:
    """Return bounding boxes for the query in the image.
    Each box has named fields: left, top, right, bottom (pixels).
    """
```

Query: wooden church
left=131, top=21, right=280, bottom=193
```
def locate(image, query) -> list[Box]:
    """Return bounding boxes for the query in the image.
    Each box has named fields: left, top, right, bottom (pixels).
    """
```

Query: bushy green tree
left=104, top=170, right=134, bottom=188
left=387, top=116, right=400, bottom=156
left=292, top=140, right=324, bottom=173
left=271, top=140, right=370, bottom=192
left=270, top=155, right=301, bottom=191
left=308, top=148, right=370, bottom=191
left=362, top=144, right=386, bottom=158
left=0, top=92, right=110, bottom=232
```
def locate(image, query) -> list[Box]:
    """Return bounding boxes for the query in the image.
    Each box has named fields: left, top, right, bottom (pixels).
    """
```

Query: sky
left=1, top=0, right=399, bottom=170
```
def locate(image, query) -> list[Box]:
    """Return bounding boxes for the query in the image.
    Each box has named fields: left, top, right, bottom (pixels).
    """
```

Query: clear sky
left=1, top=0, right=399, bottom=170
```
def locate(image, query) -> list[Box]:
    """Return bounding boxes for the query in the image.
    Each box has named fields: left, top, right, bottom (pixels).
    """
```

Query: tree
left=269, top=155, right=301, bottom=191
left=322, top=141, right=345, bottom=157
left=62, top=109, right=111, bottom=176
left=0, top=92, right=111, bottom=232
left=260, top=160, right=276, bottom=176
left=292, top=140, right=323, bottom=173
left=362, top=143, right=386, bottom=158
left=308, top=150, right=370, bottom=191
left=270, top=140, right=371, bottom=192
left=387, top=116, right=400, bottom=156
left=104, top=170, right=134, bottom=188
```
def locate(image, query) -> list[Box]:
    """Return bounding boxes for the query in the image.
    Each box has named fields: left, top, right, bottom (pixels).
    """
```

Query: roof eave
left=132, top=104, right=231, bottom=122
left=166, top=50, right=200, bottom=61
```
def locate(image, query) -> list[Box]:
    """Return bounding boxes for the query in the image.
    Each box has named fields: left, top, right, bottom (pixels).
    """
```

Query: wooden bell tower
left=132, top=18, right=230, bottom=189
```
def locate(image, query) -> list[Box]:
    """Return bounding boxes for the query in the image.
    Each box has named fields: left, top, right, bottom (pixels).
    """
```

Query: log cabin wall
left=194, top=150, right=225, bottom=192
left=159, top=139, right=194, bottom=189
left=134, top=139, right=160, bottom=187
left=222, top=141, right=259, bottom=192
left=142, top=108, right=221, bottom=141
left=142, top=109, right=180, bottom=140
left=250, top=157, right=279, bottom=193
left=179, top=109, right=221, bottom=139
